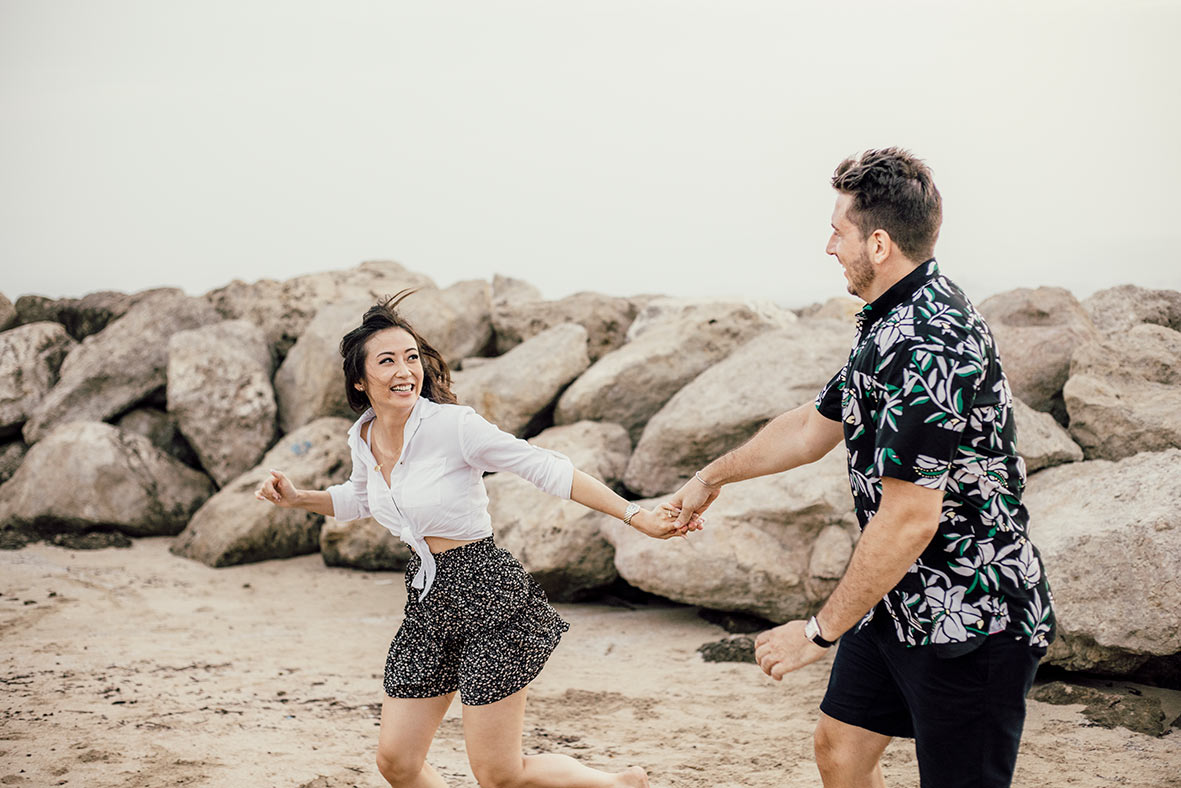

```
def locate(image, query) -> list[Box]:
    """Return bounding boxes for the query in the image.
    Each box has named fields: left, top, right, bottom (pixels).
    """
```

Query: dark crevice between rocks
left=1038, top=656, right=1181, bottom=692
left=1, top=519, right=133, bottom=551
left=698, top=607, right=776, bottom=634
left=574, top=576, right=686, bottom=609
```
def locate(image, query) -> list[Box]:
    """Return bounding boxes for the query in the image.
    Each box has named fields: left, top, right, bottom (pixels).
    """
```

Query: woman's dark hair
left=831, top=147, right=942, bottom=262
left=340, top=289, right=457, bottom=412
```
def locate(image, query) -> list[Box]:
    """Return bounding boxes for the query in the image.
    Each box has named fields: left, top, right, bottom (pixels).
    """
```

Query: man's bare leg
left=814, top=712, right=892, bottom=788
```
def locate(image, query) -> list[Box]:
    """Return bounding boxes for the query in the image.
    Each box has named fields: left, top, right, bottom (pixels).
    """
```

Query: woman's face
left=356, top=327, right=423, bottom=411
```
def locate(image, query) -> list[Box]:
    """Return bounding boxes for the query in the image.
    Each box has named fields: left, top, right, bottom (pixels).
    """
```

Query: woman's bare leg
left=376, top=693, right=456, bottom=788
left=461, top=687, right=647, bottom=788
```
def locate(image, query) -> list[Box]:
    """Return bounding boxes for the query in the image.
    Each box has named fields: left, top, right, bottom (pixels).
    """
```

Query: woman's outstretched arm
left=569, top=469, right=700, bottom=540
left=255, top=469, right=336, bottom=516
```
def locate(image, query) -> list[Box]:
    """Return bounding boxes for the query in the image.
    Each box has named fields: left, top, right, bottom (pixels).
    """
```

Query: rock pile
left=2, top=266, right=1179, bottom=693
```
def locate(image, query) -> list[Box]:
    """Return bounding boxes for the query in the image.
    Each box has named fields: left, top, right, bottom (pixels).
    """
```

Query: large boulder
left=1083, top=284, right=1181, bottom=335
left=0, top=421, right=214, bottom=545
left=114, top=407, right=201, bottom=469
left=273, top=299, right=367, bottom=433
left=624, top=320, right=852, bottom=496
left=21, top=290, right=221, bottom=444
left=0, top=322, right=76, bottom=439
left=203, top=261, right=434, bottom=359
left=452, top=324, right=591, bottom=437
left=977, top=287, right=1099, bottom=422
left=1012, top=397, right=1083, bottom=474
left=167, top=320, right=278, bottom=486
left=1063, top=324, right=1181, bottom=460
left=492, top=292, right=640, bottom=362
left=555, top=299, right=796, bottom=441
left=604, top=447, right=857, bottom=622
left=172, top=417, right=352, bottom=567
left=399, top=279, right=494, bottom=364
left=0, top=293, right=15, bottom=331
left=1026, top=449, right=1181, bottom=678
left=12, top=289, right=170, bottom=341
left=491, top=274, right=541, bottom=307
left=485, top=421, right=631, bottom=600
left=320, top=516, right=412, bottom=571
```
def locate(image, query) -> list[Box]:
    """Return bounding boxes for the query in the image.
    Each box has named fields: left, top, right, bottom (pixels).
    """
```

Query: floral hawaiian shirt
left=816, top=259, right=1055, bottom=652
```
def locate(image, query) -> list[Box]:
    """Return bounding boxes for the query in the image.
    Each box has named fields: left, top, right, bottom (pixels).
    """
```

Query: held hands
left=627, top=504, right=705, bottom=540
left=753, top=620, right=828, bottom=681
left=668, top=473, right=721, bottom=531
left=254, top=469, right=299, bottom=508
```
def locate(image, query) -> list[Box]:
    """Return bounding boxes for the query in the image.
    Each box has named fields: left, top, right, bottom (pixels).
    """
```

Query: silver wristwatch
left=622, top=502, right=641, bottom=526
left=805, top=615, right=836, bottom=648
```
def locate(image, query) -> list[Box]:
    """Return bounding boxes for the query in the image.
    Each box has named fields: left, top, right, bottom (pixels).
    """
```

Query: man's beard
left=844, top=248, right=875, bottom=299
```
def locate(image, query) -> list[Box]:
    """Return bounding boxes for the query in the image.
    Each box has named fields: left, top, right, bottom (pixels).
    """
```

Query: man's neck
left=862, top=256, right=922, bottom=304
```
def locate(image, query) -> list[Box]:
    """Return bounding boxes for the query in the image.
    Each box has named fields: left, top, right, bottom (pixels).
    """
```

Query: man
left=669, top=148, right=1055, bottom=788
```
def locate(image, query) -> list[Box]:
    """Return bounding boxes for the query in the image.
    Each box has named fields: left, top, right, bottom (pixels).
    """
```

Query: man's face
left=826, top=192, right=875, bottom=299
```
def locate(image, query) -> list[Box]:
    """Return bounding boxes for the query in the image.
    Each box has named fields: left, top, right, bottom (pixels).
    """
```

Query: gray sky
left=3, top=0, right=1179, bottom=308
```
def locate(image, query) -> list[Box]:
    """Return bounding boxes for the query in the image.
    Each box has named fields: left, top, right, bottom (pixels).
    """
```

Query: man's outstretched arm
left=669, top=402, right=844, bottom=528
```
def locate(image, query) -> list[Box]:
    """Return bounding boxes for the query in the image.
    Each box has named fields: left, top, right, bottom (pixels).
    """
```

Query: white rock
left=0, top=421, right=214, bottom=541
left=492, top=291, right=639, bottom=362
left=167, top=320, right=278, bottom=486
left=624, top=320, right=853, bottom=496
left=273, top=299, right=369, bottom=433
left=204, top=260, right=434, bottom=358
left=1064, top=324, right=1181, bottom=460
left=452, top=324, right=591, bottom=437
left=0, top=322, right=76, bottom=437
left=1012, top=397, right=1083, bottom=473
left=1083, top=284, right=1181, bottom=335
left=978, top=287, right=1099, bottom=422
left=22, top=291, right=221, bottom=444
left=556, top=300, right=797, bottom=441
left=171, top=417, right=352, bottom=567
left=604, top=447, right=856, bottom=622
left=1026, top=449, right=1181, bottom=674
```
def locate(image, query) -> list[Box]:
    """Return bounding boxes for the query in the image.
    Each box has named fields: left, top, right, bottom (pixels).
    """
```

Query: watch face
left=805, top=617, right=819, bottom=640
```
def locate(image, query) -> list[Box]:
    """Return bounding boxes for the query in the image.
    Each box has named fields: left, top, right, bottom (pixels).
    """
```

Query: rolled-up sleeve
left=458, top=409, right=574, bottom=499
left=326, top=439, right=372, bottom=521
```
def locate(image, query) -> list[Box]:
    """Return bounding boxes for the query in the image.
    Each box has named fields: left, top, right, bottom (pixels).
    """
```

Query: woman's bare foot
left=616, top=765, right=649, bottom=787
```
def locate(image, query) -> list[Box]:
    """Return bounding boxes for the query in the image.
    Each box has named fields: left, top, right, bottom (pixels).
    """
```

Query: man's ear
left=869, top=229, right=893, bottom=265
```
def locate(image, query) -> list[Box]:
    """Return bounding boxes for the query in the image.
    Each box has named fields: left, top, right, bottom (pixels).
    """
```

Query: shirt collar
left=855, top=258, right=939, bottom=335
left=347, top=396, right=440, bottom=441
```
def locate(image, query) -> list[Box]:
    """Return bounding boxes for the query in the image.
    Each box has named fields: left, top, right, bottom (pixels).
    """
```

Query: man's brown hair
left=831, top=147, right=942, bottom=263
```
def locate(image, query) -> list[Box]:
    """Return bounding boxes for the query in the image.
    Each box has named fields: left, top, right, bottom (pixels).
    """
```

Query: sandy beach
left=2, top=538, right=1178, bottom=788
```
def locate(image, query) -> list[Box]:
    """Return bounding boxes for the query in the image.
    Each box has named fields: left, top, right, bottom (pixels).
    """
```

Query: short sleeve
left=458, top=409, right=575, bottom=499
left=816, top=366, right=845, bottom=422
left=872, top=343, right=984, bottom=490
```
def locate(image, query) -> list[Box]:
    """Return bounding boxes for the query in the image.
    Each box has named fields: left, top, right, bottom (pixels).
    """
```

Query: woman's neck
left=369, top=400, right=414, bottom=444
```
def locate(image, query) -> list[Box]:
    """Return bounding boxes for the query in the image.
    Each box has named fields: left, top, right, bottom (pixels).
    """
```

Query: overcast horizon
left=3, top=1, right=1179, bottom=309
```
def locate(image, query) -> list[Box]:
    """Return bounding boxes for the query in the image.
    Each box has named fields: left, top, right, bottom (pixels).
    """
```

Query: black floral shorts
left=384, top=537, right=569, bottom=706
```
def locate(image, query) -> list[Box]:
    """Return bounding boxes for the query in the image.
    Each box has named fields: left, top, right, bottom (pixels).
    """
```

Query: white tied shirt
left=327, top=397, right=574, bottom=599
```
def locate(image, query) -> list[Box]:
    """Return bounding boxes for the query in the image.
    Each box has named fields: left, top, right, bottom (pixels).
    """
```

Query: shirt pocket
left=400, top=458, right=445, bottom=508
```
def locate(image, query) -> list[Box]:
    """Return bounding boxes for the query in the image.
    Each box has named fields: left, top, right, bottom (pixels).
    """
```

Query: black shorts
left=384, top=537, right=569, bottom=706
left=820, top=606, right=1045, bottom=788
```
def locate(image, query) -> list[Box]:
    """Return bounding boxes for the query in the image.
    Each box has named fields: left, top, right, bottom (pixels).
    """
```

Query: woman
left=255, top=291, right=699, bottom=788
